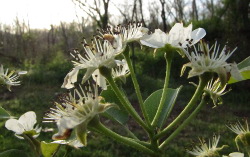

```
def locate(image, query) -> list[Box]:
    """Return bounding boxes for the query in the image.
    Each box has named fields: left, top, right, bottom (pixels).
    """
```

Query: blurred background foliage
left=0, top=0, right=249, bottom=156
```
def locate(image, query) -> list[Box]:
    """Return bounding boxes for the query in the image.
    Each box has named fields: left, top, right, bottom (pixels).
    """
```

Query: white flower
left=227, top=120, right=250, bottom=151
left=204, top=78, right=230, bottom=107
left=181, top=41, right=243, bottom=84
left=0, top=65, right=21, bottom=91
left=91, top=59, right=130, bottom=89
left=61, top=37, right=118, bottom=89
left=140, top=23, right=206, bottom=49
left=100, top=22, right=148, bottom=53
left=45, top=84, right=114, bottom=142
left=227, top=120, right=249, bottom=135
left=5, top=111, right=41, bottom=139
left=187, top=135, right=227, bottom=157
left=112, top=59, right=130, bottom=78
left=112, top=59, right=130, bottom=84
left=223, top=152, right=244, bottom=157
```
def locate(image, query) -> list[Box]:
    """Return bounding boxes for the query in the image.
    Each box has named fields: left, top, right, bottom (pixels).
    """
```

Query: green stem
left=123, top=47, right=151, bottom=126
left=22, top=134, right=41, bottom=157
left=51, top=145, right=61, bottom=157
left=123, top=124, right=139, bottom=140
left=156, top=73, right=211, bottom=139
left=63, top=146, right=72, bottom=157
left=89, top=122, right=158, bottom=156
left=151, top=52, right=173, bottom=127
left=99, top=66, right=150, bottom=132
left=159, top=94, right=209, bottom=149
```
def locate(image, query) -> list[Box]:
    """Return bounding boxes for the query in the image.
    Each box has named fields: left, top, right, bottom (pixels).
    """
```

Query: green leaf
left=41, top=141, right=59, bottom=157
left=143, top=87, right=182, bottom=128
left=228, top=56, right=250, bottom=84
left=228, top=70, right=250, bottom=84
left=0, top=149, right=28, bottom=157
left=100, top=86, right=129, bottom=125
left=0, top=106, right=11, bottom=119
left=237, top=56, right=250, bottom=69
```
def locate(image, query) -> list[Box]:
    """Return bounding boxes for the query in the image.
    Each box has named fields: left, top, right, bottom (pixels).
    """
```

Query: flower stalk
left=151, top=50, right=174, bottom=127
left=123, top=46, right=151, bottom=126
left=89, top=121, right=158, bottom=156
left=159, top=94, right=210, bottom=149
left=99, top=66, right=150, bottom=132
left=156, top=72, right=212, bottom=139
left=22, top=134, right=41, bottom=157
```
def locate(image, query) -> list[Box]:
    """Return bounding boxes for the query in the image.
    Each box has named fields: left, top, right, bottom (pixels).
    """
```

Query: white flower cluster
left=62, top=22, right=148, bottom=90
left=5, top=22, right=242, bottom=151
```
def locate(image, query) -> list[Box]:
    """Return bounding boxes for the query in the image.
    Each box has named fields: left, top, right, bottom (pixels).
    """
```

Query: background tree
left=72, top=0, right=110, bottom=29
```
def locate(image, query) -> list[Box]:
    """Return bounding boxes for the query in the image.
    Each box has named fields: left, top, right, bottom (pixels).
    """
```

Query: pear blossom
left=187, top=135, right=227, bottom=157
left=112, top=59, right=130, bottom=79
left=181, top=41, right=243, bottom=85
left=91, top=59, right=130, bottom=89
left=44, top=84, right=114, bottom=143
left=204, top=78, right=230, bottom=107
left=61, top=37, right=118, bottom=89
left=227, top=120, right=250, bottom=151
left=100, top=22, right=148, bottom=53
left=140, top=23, right=206, bottom=49
left=223, top=152, right=244, bottom=157
left=5, top=111, right=41, bottom=139
left=0, top=65, right=23, bottom=91
left=227, top=120, right=249, bottom=135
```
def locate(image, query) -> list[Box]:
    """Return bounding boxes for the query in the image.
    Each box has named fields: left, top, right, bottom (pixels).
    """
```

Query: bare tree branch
left=72, top=0, right=110, bottom=28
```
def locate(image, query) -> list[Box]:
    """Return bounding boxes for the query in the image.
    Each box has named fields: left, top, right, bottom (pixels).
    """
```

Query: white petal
left=33, top=134, right=40, bottom=138
left=69, top=68, right=79, bottom=83
left=61, top=68, right=79, bottom=89
left=18, top=71, right=28, bottom=75
left=230, top=63, right=243, bottom=81
left=52, top=140, right=68, bottom=145
left=53, top=117, right=80, bottom=140
left=35, top=125, right=42, bottom=132
left=169, top=23, right=191, bottom=47
left=181, top=23, right=193, bottom=41
left=92, top=69, right=107, bottom=90
left=169, top=23, right=184, bottom=35
left=51, top=140, right=68, bottom=144
left=5, top=119, right=25, bottom=134
left=140, top=29, right=168, bottom=48
left=52, top=139, right=84, bottom=148
left=15, top=134, right=25, bottom=139
left=68, top=140, right=84, bottom=148
left=18, top=111, right=37, bottom=131
left=191, top=28, right=206, bottom=44
left=59, top=117, right=81, bottom=129
left=81, top=68, right=96, bottom=84
left=229, top=152, right=244, bottom=157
